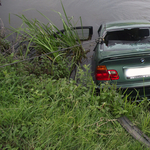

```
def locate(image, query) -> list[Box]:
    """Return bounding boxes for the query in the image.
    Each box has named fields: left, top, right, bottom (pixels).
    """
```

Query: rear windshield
left=104, top=28, right=150, bottom=50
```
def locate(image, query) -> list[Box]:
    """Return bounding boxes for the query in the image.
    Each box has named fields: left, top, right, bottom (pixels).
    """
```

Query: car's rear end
left=94, top=21, right=150, bottom=99
left=95, top=52, right=150, bottom=98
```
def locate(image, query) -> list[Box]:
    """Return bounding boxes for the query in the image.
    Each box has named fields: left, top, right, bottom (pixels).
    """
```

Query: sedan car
left=92, top=20, right=150, bottom=98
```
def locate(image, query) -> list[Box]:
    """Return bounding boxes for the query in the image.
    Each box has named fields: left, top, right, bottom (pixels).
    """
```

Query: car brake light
left=95, top=65, right=119, bottom=80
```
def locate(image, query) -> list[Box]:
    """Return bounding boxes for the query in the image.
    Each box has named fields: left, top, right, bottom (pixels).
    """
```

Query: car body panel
left=105, top=20, right=150, bottom=31
left=99, top=20, right=150, bottom=33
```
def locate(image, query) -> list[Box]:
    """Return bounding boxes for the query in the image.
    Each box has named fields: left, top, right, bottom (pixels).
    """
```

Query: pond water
left=1, top=0, right=150, bottom=36
left=1, top=0, right=150, bottom=64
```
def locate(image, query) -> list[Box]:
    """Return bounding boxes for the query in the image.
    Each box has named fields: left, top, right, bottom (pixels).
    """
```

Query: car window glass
left=104, top=28, right=150, bottom=47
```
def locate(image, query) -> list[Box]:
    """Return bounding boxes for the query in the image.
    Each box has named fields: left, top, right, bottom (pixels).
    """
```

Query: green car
left=92, top=20, right=150, bottom=98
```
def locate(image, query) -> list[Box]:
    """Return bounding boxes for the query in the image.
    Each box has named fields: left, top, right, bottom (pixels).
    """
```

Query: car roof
left=104, top=20, right=150, bottom=31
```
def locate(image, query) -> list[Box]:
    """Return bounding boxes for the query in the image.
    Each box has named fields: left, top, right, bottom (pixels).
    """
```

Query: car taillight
left=95, top=65, right=119, bottom=80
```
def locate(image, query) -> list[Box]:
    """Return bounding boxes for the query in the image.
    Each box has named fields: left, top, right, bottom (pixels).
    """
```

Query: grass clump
left=1, top=54, right=150, bottom=149
left=8, top=2, right=87, bottom=79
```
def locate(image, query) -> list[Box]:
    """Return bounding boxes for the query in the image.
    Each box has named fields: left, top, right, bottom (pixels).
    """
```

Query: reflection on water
left=1, top=0, right=150, bottom=32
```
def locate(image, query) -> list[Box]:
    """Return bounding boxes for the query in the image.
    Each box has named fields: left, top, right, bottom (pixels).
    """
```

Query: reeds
left=9, top=2, right=86, bottom=78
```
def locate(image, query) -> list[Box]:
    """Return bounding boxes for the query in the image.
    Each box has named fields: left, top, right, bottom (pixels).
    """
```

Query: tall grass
left=0, top=54, right=150, bottom=149
left=9, top=2, right=86, bottom=78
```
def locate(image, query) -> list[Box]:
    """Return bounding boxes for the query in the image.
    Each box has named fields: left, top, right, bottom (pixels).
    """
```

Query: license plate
left=125, top=66, right=150, bottom=79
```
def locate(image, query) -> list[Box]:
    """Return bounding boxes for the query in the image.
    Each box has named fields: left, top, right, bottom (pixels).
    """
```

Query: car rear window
left=104, top=28, right=150, bottom=49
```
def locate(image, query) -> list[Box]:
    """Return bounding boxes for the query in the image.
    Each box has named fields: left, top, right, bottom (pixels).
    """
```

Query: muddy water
left=1, top=0, right=150, bottom=64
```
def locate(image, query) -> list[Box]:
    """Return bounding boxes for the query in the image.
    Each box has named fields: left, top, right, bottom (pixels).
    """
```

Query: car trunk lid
left=98, top=49, right=150, bottom=88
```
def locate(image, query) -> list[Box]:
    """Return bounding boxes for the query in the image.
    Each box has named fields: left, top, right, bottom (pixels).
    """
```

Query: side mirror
left=54, top=26, right=93, bottom=41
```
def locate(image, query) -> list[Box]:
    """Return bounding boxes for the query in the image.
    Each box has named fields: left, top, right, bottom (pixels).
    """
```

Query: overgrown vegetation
left=1, top=3, right=150, bottom=150
left=8, top=2, right=87, bottom=79
left=0, top=55, right=150, bottom=149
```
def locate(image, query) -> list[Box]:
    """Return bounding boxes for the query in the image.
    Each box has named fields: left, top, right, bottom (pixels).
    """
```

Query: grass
left=8, top=2, right=87, bottom=79
left=0, top=54, right=150, bottom=149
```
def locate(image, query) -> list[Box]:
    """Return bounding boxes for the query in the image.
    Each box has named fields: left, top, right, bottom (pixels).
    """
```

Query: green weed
left=0, top=55, right=150, bottom=149
left=8, top=2, right=87, bottom=79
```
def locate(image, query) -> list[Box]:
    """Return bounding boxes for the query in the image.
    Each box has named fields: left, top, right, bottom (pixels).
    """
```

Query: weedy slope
left=0, top=56, right=150, bottom=149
